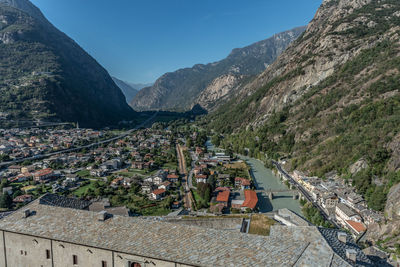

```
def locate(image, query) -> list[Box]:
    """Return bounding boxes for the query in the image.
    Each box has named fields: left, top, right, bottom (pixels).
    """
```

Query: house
left=195, top=174, right=207, bottom=184
left=153, top=175, right=164, bottom=185
left=90, top=169, right=106, bottom=177
left=216, top=191, right=230, bottom=207
left=195, top=147, right=203, bottom=156
left=142, top=182, right=155, bottom=194
left=158, top=181, right=171, bottom=191
left=9, top=172, right=31, bottom=183
left=132, top=161, right=144, bottom=169
left=193, top=166, right=203, bottom=176
left=110, top=177, right=124, bottom=189
left=13, top=194, right=33, bottom=203
left=321, top=193, right=339, bottom=209
left=167, top=174, right=179, bottom=183
left=172, top=201, right=180, bottom=209
left=21, top=185, right=36, bottom=193
left=235, top=177, right=251, bottom=190
left=345, top=220, right=367, bottom=235
left=335, top=203, right=362, bottom=225
left=150, top=189, right=166, bottom=200
left=217, top=174, right=230, bottom=186
left=242, top=190, right=258, bottom=210
left=33, top=168, right=56, bottom=183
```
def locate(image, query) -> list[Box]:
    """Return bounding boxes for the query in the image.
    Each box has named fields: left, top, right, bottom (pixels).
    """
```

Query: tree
left=0, top=193, right=12, bottom=209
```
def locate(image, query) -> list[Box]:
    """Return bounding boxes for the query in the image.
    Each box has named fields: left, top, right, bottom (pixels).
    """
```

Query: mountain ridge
left=203, top=0, right=400, bottom=247
left=131, top=26, right=306, bottom=111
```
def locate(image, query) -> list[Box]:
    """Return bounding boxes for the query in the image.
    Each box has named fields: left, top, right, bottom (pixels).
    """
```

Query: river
left=205, top=140, right=303, bottom=215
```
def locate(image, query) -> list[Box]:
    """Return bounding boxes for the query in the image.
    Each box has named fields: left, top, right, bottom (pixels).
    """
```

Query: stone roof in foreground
left=0, top=198, right=373, bottom=267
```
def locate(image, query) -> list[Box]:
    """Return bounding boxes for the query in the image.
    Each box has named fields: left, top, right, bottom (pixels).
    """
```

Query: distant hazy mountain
left=127, top=82, right=153, bottom=91
left=131, top=26, right=306, bottom=111
left=112, top=77, right=139, bottom=104
left=0, top=0, right=136, bottom=127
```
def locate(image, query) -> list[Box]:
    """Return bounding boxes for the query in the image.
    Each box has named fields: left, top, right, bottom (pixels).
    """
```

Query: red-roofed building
left=345, top=220, right=367, bottom=235
left=167, top=174, right=179, bottom=183
left=150, top=189, right=166, bottom=200
left=242, top=190, right=258, bottom=210
left=195, top=174, right=207, bottom=184
left=33, top=168, right=55, bottom=183
left=13, top=194, right=33, bottom=203
left=235, top=177, right=251, bottom=190
left=216, top=191, right=230, bottom=207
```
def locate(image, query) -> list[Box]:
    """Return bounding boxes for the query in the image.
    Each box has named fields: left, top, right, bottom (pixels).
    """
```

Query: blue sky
left=31, top=0, right=322, bottom=83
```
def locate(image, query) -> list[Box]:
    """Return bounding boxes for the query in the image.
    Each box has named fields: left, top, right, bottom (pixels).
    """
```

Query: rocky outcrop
left=386, top=183, right=400, bottom=221
left=350, top=158, right=368, bottom=174
left=196, top=74, right=244, bottom=111
left=387, top=133, right=400, bottom=172
left=131, top=26, right=306, bottom=111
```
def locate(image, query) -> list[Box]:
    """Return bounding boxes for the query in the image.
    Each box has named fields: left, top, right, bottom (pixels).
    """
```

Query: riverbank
left=205, top=139, right=303, bottom=215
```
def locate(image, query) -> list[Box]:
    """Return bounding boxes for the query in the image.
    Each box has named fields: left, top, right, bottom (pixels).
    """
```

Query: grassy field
left=248, top=214, right=276, bottom=236
left=72, top=181, right=97, bottom=197
left=163, top=162, right=177, bottom=170
left=224, top=161, right=248, bottom=170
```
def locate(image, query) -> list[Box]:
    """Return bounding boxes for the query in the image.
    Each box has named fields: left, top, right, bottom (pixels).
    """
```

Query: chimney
left=337, top=232, right=347, bottom=243
left=23, top=209, right=30, bottom=218
left=346, top=249, right=357, bottom=262
left=97, top=210, right=108, bottom=221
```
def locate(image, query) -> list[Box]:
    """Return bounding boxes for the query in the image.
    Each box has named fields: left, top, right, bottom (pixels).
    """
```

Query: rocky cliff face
left=207, top=0, right=400, bottom=246
left=131, top=26, right=306, bottom=111
left=0, top=0, right=136, bottom=127
left=195, top=74, right=245, bottom=111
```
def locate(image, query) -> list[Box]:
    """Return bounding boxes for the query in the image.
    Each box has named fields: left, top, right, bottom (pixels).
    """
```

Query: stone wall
left=0, top=230, right=194, bottom=267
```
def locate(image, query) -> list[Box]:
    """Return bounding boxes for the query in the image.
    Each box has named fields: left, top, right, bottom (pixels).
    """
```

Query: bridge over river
left=254, top=189, right=304, bottom=200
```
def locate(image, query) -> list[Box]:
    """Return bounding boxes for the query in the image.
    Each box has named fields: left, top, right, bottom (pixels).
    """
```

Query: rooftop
left=216, top=191, right=230, bottom=202
left=242, top=190, right=258, bottom=209
left=0, top=197, right=377, bottom=267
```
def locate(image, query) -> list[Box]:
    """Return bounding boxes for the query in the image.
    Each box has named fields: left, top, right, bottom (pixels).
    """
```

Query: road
left=272, top=160, right=340, bottom=228
left=0, top=112, right=159, bottom=169
left=176, top=144, right=195, bottom=211
left=187, top=151, right=197, bottom=189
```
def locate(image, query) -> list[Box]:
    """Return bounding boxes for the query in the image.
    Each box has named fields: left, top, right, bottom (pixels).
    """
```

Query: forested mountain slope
left=204, top=0, right=400, bottom=213
left=0, top=0, right=136, bottom=127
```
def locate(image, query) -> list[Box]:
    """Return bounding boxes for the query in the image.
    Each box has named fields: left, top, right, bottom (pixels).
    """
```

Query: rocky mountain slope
left=112, top=77, right=139, bottom=104
left=204, top=0, right=400, bottom=248
left=131, top=26, right=306, bottom=111
left=0, top=0, right=136, bottom=127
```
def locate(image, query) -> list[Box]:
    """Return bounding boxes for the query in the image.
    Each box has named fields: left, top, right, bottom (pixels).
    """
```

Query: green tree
left=0, top=193, right=12, bottom=209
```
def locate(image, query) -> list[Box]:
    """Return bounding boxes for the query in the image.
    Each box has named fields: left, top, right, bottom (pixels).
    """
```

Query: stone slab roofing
left=0, top=198, right=371, bottom=267
left=39, top=193, right=90, bottom=210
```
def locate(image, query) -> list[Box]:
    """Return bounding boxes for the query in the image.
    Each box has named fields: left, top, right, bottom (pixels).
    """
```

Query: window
left=129, top=262, right=141, bottom=267
left=46, top=249, right=51, bottom=259
left=73, top=255, right=78, bottom=265
left=20, top=250, right=23, bottom=255
left=101, top=261, right=107, bottom=267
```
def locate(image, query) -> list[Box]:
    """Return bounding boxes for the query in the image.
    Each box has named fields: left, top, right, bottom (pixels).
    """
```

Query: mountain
left=131, top=26, right=306, bottom=111
left=127, top=82, right=153, bottom=91
left=205, top=0, right=400, bottom=245
left=111, top=77, right=139, bottom=104
left=0, top=0, right=136, bottom=127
